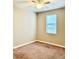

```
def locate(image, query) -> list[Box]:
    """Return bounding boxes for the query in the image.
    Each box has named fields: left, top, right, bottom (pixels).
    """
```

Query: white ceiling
left=14, top=0, right=65, bottom=12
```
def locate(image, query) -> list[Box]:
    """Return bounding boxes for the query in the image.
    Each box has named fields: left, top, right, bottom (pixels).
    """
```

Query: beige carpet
left=13, top=41, right=65, bottom=59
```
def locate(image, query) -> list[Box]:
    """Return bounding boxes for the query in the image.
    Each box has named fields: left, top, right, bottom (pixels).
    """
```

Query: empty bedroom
left=13, top=0, right=65, bottom=59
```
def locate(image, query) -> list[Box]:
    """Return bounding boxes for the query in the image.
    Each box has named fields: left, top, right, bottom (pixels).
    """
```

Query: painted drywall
left=37, top=8, right=65, bottom=46
left=13, top=7, right=36, bottom=47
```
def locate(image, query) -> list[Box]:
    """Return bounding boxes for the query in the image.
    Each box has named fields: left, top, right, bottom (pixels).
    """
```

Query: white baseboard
left=13, top=40, right=65, bottom=49
left=36, top=40, right=65, bottom=48
left=13, top=40, right=36, bottom=49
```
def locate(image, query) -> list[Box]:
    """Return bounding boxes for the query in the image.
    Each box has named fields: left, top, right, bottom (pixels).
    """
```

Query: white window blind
left=46, top=15, right=57, bottom=34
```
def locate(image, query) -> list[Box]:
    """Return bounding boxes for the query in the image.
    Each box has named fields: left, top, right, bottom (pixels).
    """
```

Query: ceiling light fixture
left=17, top=0, right=53, bottom=9
left=35, top=3, right=45, bottom=9
left=31, top=0, right=51, bottom=9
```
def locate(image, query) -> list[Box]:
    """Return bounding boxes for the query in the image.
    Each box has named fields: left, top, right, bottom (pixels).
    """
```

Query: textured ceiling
left=14, top=0, right=65, bottom=12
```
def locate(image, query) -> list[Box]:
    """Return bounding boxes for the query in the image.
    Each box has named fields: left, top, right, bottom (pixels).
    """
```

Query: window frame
left=45, top=14, right=57, bottom=35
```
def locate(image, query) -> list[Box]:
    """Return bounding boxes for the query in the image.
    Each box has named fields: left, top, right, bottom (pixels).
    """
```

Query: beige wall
left=37, top=8, right=65, bottom=46
left=13, top=7, right=36, bottom=47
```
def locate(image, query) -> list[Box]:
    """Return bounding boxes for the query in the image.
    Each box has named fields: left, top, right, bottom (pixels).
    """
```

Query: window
left=46, top=15, right=57, bottom=34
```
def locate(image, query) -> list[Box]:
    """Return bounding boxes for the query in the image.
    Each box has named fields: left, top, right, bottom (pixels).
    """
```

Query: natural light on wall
left=46, top=15, right=57, bottom=34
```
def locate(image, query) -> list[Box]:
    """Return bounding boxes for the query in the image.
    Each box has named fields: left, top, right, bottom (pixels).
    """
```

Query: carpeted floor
left=13, top=41, right=65, bottom=59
